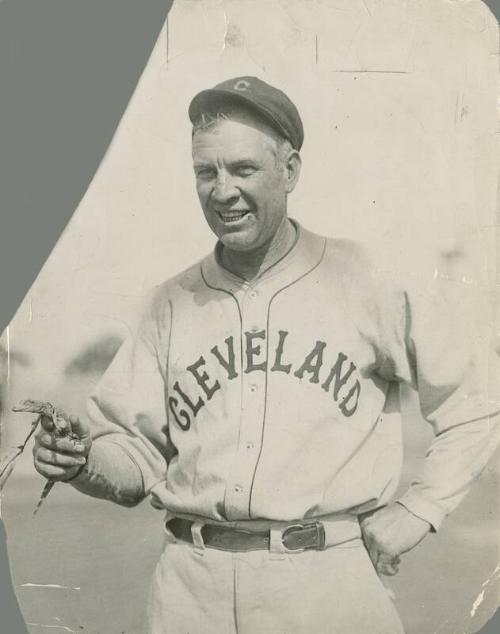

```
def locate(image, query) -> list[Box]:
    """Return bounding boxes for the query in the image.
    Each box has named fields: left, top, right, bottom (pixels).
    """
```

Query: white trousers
left=147, top=529, right=405, bottom=634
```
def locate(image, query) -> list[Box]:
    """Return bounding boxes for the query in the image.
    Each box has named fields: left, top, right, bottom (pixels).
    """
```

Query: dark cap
left=188, top=76, right=304, bottom=151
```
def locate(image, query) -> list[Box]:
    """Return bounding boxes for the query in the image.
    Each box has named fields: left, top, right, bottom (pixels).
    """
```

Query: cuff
left=396, top=489, right=446, bottom=532
left=64, top=460, right=88, bottom=483
left=67, top=439, right=146, bottom=506
left=66, top=448, right=95, bottom=485
left=67, top=441, right=110, bottom=486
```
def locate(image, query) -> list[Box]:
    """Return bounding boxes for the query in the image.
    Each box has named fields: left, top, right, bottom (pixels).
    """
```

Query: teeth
left=218, top=211, right=248, bottom=223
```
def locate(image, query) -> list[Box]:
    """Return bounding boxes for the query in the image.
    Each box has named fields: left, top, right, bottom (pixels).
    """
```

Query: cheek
left=196, top=184, right=211, bottom=207
left=248, top=175, right=284, bottom=206
left=256, top=181, right=286, bottom=214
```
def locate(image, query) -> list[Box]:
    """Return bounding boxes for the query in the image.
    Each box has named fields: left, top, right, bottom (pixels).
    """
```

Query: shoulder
left=300, top=226, right=444, bottom=326
left=298, top=223, right=381, bottom=272
left=318, top=232, right=438, bottom=296
left=149, top=253, right=212, bottom=306
left=308, top=230, right=391, bottom=292
left=323, top=236, right=375, bottom=272
left=138, top=252, right=213, bottom=335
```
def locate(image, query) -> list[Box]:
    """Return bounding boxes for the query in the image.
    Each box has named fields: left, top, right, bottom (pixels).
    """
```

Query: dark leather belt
left=167, top=517, right=326, bottom=553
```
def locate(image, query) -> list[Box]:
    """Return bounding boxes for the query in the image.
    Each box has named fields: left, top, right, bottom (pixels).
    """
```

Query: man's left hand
left=360, top=502, right=431, bottom=576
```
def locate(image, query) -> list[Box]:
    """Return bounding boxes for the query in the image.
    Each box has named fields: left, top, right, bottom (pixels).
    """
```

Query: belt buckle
left=281, top=521, right=326, bottom=553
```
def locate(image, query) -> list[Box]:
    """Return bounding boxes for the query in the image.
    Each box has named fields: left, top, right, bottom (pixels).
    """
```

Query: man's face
left=192, top=115, right=291, bottom=252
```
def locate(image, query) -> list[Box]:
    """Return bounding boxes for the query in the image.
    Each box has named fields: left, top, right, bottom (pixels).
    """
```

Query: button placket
left=224, top=284, right=269, bottom=520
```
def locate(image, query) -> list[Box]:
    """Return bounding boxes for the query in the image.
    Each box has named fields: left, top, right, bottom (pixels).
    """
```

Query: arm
left=396, top=279, right=500, bottom=530
left=362, top=273, right=500, bottom=573
left=69, top=440, right=146, bottom=507
left=33, top=288, right=172, bottom=507
left=33, top=413, right=145, bottom=507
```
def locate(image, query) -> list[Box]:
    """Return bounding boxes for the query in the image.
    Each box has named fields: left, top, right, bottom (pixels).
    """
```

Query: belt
left=166, top=516, right=361, bottom=553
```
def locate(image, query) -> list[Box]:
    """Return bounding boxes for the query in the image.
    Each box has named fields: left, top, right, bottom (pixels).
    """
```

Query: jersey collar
left=200, top=219, right=327, bottom=296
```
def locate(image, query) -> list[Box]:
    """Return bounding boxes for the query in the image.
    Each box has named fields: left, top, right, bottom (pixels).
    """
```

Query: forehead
left=192, top=115, right=278, bottom=162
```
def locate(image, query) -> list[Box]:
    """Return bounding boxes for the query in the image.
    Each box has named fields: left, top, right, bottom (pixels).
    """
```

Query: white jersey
left=78, top=221, right=500, bottom=531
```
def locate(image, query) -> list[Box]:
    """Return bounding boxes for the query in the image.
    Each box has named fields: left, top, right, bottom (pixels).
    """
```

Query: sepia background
left=1, top=1, right=499, bottom=632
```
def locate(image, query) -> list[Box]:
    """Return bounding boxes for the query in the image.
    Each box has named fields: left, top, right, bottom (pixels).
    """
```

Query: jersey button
left=245, top=442, right=254, bottom=450
left=234, top=485, right=243, bottom=494
left=250, top=384, right=258, bottom=393
left=249, top=290, right=258, bottom=299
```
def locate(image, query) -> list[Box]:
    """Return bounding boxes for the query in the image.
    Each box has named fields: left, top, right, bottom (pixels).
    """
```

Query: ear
left=283, top=150, right=302, bottom=194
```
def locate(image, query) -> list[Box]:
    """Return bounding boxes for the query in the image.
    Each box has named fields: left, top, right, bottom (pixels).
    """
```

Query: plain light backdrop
left=1, top=2, right=499, bottom=633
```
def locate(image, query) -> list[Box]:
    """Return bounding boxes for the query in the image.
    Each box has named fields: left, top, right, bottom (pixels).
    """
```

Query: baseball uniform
left=71, top=221, right=500, bottom=633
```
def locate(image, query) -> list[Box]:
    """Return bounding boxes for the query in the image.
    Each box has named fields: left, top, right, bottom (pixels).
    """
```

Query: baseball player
left=32, top=77, right=500, bottom=633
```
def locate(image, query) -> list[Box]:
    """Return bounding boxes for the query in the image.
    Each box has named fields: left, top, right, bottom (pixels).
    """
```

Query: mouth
left=216, top=210, right=251, bottom=224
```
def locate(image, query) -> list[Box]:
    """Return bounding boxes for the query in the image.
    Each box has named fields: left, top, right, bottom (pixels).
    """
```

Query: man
left=32, top=77, right=500, bottom=633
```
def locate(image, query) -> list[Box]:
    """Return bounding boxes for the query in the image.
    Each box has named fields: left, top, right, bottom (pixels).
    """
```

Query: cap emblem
left=233, top=79, right=250, bottom=91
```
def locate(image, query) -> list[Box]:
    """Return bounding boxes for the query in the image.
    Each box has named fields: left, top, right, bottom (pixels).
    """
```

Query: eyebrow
left=230, top=159, right=258, bottom=166
left=193, top=158, right=259, bottom=168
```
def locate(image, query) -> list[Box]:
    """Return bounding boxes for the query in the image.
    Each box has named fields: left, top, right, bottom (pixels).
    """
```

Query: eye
left=234, top=164, right=257, bottom=177
left=194, top=166, right=216, bottom=180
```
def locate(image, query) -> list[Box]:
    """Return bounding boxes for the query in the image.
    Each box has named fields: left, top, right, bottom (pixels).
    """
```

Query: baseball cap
left=188, top=76, right=304, bottom=151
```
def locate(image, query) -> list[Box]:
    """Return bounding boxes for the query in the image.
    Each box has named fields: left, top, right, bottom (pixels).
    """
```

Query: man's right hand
left=33, top=414, right=92, bottom=482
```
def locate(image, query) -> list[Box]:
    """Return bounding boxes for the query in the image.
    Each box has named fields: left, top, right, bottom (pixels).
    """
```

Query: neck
left=221, top=217, right=296, bottom=281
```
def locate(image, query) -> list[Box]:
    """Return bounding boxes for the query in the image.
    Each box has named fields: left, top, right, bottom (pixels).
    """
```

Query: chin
left=219, top=231, right=259, bottom=252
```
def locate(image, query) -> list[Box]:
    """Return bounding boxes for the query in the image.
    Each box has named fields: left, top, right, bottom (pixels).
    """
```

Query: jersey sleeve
left=389, top=273, right=500, bottom=531
left=71, top=286, right=172, bottom=505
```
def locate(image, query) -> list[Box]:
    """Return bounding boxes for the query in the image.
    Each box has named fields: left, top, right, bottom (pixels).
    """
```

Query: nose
left=212, top=172, right=239, bottom=204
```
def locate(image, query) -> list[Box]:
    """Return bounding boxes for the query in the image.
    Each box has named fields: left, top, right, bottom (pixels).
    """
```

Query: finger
left=55, top=415, right=69, bottom=435
left=33, top=460, right=78, bottom=480
left=377, top=561, right=400, bottom=576
left=366, top=545, right=380, bottom=570
left=38, top=433, right=86, bottom=453
left=36, top=447, right=87, bottom=468
left=68, top=415, right=89, bottom=440
left=360, top=529, right=374, bottom=553
left=377, top=555, right=400, bottom=576
left=39, top=414, right=56, bottom=432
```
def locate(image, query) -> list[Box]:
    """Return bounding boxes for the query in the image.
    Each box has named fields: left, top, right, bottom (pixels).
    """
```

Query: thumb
left=69, top=415, right=90, bottom=440
left=365, top=542, right=379, bottom=570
